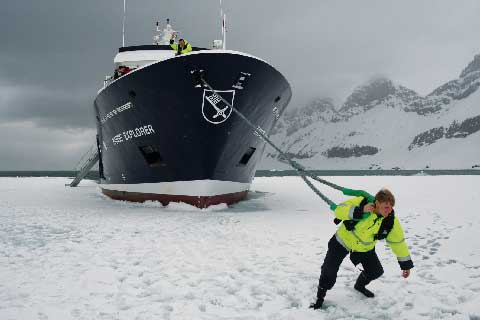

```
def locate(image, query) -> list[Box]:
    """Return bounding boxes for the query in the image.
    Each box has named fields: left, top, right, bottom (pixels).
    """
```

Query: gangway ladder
left=68, top=145, right=100, bottom=187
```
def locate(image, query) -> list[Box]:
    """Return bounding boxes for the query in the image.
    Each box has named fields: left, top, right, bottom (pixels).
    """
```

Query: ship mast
left=220, top=0, right=226, bottom=49
left=122, top=0, right=126, bottom=47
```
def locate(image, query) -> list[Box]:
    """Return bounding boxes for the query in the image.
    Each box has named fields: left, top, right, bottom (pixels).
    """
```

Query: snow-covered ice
left=1, top=176, right=479, bottom=319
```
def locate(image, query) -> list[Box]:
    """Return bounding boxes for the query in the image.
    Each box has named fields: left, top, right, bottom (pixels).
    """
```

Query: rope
left=308, top=175, right=343, bottom=192
left=199, top=75, right=340, bottom=209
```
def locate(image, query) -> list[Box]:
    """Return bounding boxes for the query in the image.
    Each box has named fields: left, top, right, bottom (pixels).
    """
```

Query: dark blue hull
left=94, top=50, right=291, bottom=207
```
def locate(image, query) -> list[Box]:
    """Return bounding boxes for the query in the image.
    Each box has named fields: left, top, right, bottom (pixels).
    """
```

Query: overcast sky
left=1, top=0, right=479, bottom=170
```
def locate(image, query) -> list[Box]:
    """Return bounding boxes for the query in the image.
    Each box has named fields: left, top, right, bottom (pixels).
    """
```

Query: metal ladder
left=68, top=145, right=99, bottom=187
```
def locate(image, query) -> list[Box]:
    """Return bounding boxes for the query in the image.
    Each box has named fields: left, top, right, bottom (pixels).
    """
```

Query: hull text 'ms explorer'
left=94, top=19, right=291, bottom=208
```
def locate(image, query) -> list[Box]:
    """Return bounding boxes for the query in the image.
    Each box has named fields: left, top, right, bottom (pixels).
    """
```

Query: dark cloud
left=0, top=0, right=479, bottom=169
left=0, top=83, right=95, bottom=129
left=0, top=122, right=96, bottom=170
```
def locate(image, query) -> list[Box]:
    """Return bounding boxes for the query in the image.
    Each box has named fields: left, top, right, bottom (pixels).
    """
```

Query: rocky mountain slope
left=260, top=54, right=480, bottom=170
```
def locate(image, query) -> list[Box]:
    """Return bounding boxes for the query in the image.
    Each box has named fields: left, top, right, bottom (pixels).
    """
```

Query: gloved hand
left=352, top=206, right=371, bottom=220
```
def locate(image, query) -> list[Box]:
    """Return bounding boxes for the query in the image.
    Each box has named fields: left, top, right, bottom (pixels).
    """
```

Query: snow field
left=0, top=176, right=479, bottom=319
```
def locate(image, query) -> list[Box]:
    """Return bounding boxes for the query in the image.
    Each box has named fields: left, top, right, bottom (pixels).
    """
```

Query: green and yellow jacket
left=170, top=39, right=193, bottom=55
left=334, top=196, right=414, bottom=270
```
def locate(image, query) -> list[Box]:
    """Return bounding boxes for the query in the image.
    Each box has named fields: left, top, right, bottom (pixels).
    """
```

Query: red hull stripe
left=101, top=188, right=248, bottom=209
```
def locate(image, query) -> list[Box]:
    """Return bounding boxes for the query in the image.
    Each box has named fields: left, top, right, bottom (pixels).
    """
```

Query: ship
left=93, top=19, right=291, bottom=208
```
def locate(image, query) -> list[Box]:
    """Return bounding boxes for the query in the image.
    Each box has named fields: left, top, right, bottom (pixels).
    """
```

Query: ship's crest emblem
left=201, top=89, right=235, bottom=124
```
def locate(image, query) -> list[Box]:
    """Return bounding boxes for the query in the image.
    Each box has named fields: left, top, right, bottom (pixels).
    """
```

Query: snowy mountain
left=260, top=54, right=480, bottom=170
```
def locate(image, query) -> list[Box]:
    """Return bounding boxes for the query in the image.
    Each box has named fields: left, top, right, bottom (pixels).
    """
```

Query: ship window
left=238, top=147, right=256, bottom=166
left=139, top=145, right=165, bottom=167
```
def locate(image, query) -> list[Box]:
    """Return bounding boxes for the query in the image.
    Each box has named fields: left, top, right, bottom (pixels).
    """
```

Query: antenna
left=220, top=0, right=223, bottom=25
left=223, top=13, right=226, bottom=49
left=220, top=0, right=226, bottom=49
left=122, top=0, right=126, bottom=47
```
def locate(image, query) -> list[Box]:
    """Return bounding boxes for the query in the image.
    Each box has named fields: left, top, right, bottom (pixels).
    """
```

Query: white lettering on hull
left=101, top=102, right=134, bottom=124
left=272, top=106, right=281, bottom=120
left=254, top=126, right=266, bottom=140
left=112, top=125, right=156, bottom=145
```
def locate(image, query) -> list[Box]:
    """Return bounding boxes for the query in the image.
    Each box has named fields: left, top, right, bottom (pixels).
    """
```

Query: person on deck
left=170, top=33, right=192, bottom=56
left=114, top=65, right=131, bottom=79
left=310, top=188, right=414, bottom=310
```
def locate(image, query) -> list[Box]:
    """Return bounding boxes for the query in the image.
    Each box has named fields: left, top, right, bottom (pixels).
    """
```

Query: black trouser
left=318, top=235, right=384, bottom=290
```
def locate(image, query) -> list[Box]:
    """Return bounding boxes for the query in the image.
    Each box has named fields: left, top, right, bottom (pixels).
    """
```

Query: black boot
left=309, top=286, right=327, bottom=309
left=354, top=273, right=375, bottom=298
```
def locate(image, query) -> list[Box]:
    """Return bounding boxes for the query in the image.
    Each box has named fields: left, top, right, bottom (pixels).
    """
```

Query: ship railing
left=104, top=75, right=114, bottom=88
